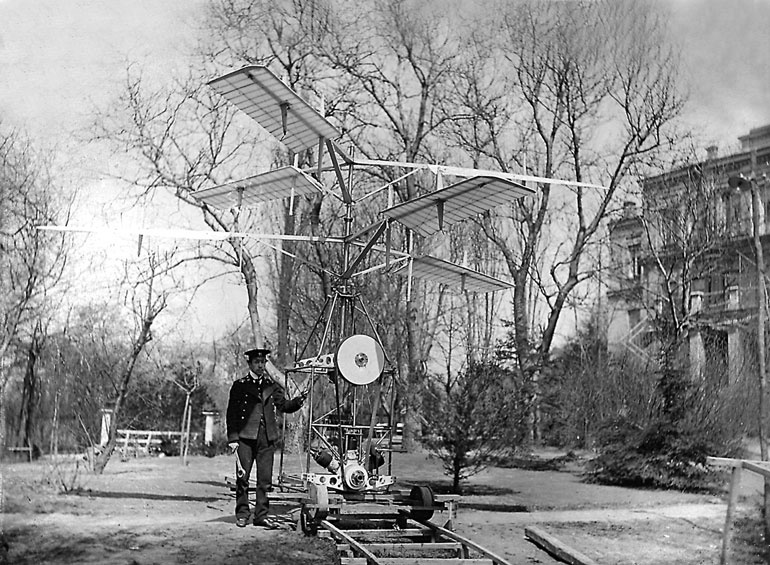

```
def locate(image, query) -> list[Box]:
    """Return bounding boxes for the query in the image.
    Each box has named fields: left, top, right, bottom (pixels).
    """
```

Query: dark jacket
left=226, top=375, right=303, bottom=443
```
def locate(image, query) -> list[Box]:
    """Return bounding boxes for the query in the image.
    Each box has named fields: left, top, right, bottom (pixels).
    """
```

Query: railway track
left=317, top=509, right=513, bottom=565
left=234, top=479, right=565, bottom=564
left=235, top=476, right=521, bottom=564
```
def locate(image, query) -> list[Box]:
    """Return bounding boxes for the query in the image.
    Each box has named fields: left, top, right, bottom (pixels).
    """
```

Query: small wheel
left=409, top=485, right=435, bottom=521
left=300, top=506, right=318, bottom=535
left=301, top=483, right=329, bottom=535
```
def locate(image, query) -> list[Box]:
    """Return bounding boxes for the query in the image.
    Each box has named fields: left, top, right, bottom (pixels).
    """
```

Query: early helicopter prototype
left=39, top=62, right=601, bottom=533
left=190, top=65, right=599, bottom=532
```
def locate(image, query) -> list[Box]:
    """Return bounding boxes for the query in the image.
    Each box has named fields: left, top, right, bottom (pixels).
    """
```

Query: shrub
left=43, top=456, right=91, bottom=494
left=424, top=361, right=521, bottom=494
left=586, top=415, right=739, bottom=491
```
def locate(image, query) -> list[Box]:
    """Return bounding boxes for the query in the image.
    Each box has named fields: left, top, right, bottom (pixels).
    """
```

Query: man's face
left=248, top=356, right=267, bottom=376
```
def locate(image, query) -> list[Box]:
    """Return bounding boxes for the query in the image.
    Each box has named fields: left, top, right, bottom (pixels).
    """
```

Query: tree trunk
left=241, top=253, right=265, bottom=348
left=748, top=176, right=770, bottom=541
left=275, top=202, right=296, bottom=366
left=50, top=390, right=60, bottom=456
left=183, top=400, right=192, bottom=464
left=452, top=458, right=462, bottom=495
left=180, top=393, right=190, bottom=459
left=402, top=296, right=424, bottom=452
left=93, top=314, right=157, bottom=474
left=0, top=380, right=6, bottom=459
left=511, top=270, right=540, bottom=443
left=18, top=328, right=42, bottom=453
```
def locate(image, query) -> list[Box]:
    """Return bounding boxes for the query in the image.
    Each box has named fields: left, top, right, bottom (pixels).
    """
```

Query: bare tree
left=638, top=163, right=727, bottom=377
left=447, top=0, right=686, bottom=440
left=0, top=124, right=70, bottom=456
left=99, top=0, right=689, bottom=452
left=15, top=321, right=44, bottom=455
left=170, top=361, right=200, bottom=465
left=93, top=252, right=173, bottom=474
left=93, top=63, right=319, bottom=403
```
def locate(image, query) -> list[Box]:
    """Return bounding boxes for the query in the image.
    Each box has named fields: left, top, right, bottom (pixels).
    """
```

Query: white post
left=202, top=411, right=218, bottom=445
left=99, top=408, right=113, bottom=446
left=689, top=291, right=705, bottom=380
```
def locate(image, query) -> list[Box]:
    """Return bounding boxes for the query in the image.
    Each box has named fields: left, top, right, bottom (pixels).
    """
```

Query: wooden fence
left=116, top=429, right=199, bottom=459
left=707, top=456, right=770, bottom=565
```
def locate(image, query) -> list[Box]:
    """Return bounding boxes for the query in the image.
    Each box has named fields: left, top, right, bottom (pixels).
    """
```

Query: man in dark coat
left=226, top=347, right=306, bottom=528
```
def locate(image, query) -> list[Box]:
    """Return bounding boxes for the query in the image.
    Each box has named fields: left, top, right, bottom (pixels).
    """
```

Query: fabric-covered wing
left=191, top=166, right=323, bottom=210
left=398, top=255, right=513, bottom=294
left=382, top=176, right=534, bottom=237
left=208, top=65, right=341, bottom=155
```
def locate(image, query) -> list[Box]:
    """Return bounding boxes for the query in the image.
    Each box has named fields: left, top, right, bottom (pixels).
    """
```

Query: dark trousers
left=235, top=425, right=274, bottom=521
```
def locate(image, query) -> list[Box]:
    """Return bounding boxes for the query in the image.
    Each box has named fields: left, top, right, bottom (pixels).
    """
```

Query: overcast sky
left=1, top=0, right=768, bottom=153
left=0, top=0, right=769, bottom=339
left=669, top=0, right=770, bottom=148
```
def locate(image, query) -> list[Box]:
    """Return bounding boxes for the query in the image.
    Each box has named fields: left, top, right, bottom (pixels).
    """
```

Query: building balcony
left=696, top=285, right=761, bottom=323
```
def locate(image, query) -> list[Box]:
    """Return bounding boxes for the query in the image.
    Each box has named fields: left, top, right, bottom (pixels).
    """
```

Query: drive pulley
left=335, top=334, right=385, bottom=386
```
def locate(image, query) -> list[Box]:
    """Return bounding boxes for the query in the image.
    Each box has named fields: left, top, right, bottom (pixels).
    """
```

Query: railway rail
left=228, top=477, right=562, bottom=564
left=318, top=509, right=513, bottom=565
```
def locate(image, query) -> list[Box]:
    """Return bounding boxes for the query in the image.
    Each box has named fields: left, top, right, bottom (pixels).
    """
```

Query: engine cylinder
left=313, top=450, right=340, bottom=473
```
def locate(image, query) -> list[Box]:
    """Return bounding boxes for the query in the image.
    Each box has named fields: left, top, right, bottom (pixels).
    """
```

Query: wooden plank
left=326, top=528, right=432, bottom=540
left=267, top=492, right=307, bottom=501
left=742, top=461, right=770, bottom=479
left=6, top=447, right=33, bottom=462
left=706, top=456, right=770, bottom=480
left=707, top=456, right=745, bottom=468
left=117, top=429, right=198, bottom=436
left=340, top=557, right=494, bottom=565
left=524, top=526, right=599, bottom=565
left=338, top=505, right=400, bottom=516
left=407, top=513, right=513, bottom=565
left=336, top=543, right=463, bottom=558
left=365, top=542, right=462, bottom=553
left=434, top=494, right=460, bottom=503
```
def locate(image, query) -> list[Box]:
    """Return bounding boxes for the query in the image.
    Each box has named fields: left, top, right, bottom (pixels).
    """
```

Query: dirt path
left=1, top=452, right=764, bottom=564
left=2, top=498, right=733, bottom=565
left=456, top=503, right=731, bottom=564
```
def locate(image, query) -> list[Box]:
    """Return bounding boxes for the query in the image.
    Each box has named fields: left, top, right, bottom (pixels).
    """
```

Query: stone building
left=606, top=125, right=770, bottom=379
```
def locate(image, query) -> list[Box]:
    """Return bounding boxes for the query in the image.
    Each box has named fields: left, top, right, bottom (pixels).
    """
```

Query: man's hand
left=228, top=441, right=238, bottom=454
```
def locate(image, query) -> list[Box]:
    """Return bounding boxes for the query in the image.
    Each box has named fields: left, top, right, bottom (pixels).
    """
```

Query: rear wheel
left=300, top=507, right=318, bottom=535
left=409, top=485, right=435, bottom=521
left=300, top=483, right=329, bottom=535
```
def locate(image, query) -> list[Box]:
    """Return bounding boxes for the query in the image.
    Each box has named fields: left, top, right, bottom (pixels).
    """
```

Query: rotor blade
left=37, top=225, right=347, bottom=245
left=208, top=65, right=352, bottom=160
left=37, top=225, right=246, bottom=240
left=352, top=158, right=607, bottom=190
left=382, top=176, right=535, bottom=237
left=191, top=166, right=323, bottom=210
left=395, top=255, right=513, bottom=294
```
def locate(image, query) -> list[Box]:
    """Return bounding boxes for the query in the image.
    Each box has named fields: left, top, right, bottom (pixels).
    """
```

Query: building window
left=628, top=308, right=641, bottom=329
left=628, top=243, right=642, bottom=280
left=726, top=193, right=744, bottom=234
left=659, top=205, right=682, bottom=247
left=765, top=197, right=770, bottom=225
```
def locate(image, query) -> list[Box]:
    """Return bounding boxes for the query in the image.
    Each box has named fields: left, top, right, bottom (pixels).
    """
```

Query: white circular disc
left=335, top=335, right=385, bottom=385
